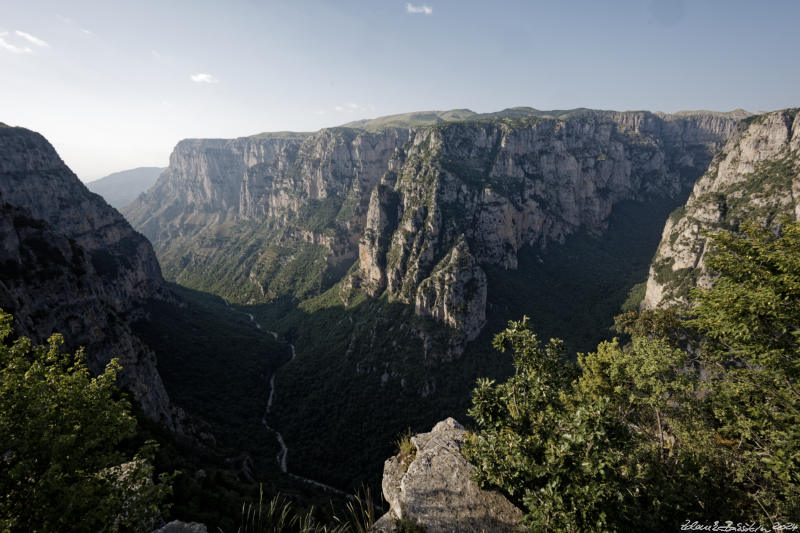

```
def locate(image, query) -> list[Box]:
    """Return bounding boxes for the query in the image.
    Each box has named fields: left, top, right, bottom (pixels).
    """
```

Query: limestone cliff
left=0, top=123, right=173, bottom=426
left=125, top=108, right=744, bottom=340
left=643, top=109, right=800, bottom=309
left=361, top=110, right=743, bottom=341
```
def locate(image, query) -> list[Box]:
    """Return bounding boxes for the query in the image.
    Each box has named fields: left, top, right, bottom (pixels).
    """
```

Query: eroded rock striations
left=0, top=123, right=173, bottom=426
left=125, top=108, right=745, bottom=343
left=371, top=418, right=523, bottom=533
left=643, top=109, right=800, bottom=309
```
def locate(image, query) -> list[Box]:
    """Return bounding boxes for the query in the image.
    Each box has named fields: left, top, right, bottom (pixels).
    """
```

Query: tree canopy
left=465, top=220, right=800, bottom=531
left=0, top=311, right=172, bottom=532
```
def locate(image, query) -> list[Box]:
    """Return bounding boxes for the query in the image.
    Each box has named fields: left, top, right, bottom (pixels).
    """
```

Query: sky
left=1, top=0, right=798, bottom=181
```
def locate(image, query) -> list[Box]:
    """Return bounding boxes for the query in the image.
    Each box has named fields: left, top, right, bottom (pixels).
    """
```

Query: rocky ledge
left=371, top=418, right=523, bottom=533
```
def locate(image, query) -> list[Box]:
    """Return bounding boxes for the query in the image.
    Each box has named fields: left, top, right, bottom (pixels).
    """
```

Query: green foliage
left=394, top=430, right=416, bottom=471
left=296, top=196, right=343, bottom=234
left=686, top=220, right=800, bottom=521
left=620, top=281, right=646, bottom=312
left=133, top=284, right=288, bottom=477
left=392, top=516, right=427, bottom=533
left=485, top=197, right=683, bottom=355
left=334, top=485, right=379, bottom=533
left=465, top=219, right=800, bottom=530
left=464, top=318, right=637, bottom=531
left=235, top=484, right=377, bottom=533
left=0, top=310, right=172, bottom=532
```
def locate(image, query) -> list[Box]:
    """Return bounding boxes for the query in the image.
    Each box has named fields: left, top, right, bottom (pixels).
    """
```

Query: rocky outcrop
left=371, top=418, right=523, bottom=533
left=0, top=123, right=174, bottom=426
left=643, top=109, right=800, bottom=309
left=152, top=521, right=208, bottom=533
left=414, top=237, right=487, bottom=341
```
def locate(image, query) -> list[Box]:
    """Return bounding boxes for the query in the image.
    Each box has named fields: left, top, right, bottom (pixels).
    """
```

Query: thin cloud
left=406, top=3, right=433, bottom=15
left=15, top=30, right=49, bottom=48
left=81, top=29, right=93, bottom=36
left=190, top=73, right=219, bottom=84
left=334, top=102, right=374, bottom=113
left=0, top=33, right=33, bottom=54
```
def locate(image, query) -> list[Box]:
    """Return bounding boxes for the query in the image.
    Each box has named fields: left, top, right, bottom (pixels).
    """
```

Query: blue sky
left=1, top=0, right=798, bottom=180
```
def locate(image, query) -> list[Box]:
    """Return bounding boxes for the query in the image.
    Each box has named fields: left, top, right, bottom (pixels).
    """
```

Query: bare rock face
left=372, top=418, right=523, bottom=533
left=0, top=124, right=173, bottom=426
left=414, top=237, right=487, bottom=342
left=643, top=109, right=800, bottom=309
left=359, top=184, right=401, bottom=296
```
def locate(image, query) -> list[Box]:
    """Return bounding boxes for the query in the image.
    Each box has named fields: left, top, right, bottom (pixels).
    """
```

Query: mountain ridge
left=86, top=166, right=165, bottom=209
left=0, top=124, right=174, bottom=426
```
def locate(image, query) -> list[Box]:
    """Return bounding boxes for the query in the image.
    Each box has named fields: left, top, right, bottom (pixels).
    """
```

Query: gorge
left=122, top=107, right=750, bottom=488
left=4, top=106, right=798, bottom=530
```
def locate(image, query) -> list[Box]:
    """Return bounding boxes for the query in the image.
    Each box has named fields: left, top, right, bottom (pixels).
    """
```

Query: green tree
left=464, top=318, right=637, bottom=532
left=0, top=310, right=173, bottom=532
left=465, top=220, right=800, bottom=530
left=686, top=220, right=800, bottom=522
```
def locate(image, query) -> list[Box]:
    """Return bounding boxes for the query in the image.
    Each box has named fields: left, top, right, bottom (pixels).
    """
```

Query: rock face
left=0, top=123, right=173, bottom=426
left=371, top=418, right=523, bottom=533
left=124, top=108, right=744, bottom=341
left=414, top=237, right=487, bottom=342
left=643, top=109, right=800, bottom=309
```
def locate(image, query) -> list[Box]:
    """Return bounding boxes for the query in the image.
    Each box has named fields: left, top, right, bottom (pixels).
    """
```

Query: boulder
left=371, top=418, right=524, bottom=533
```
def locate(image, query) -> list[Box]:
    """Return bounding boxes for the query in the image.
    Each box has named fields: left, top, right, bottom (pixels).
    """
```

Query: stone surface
left=0, top=123, right=174, bottom=426
left=643, top=109, right=800, bottom=309
left=371, top=418, right=524, bottom=533
left=414, top=237, right=487, bottom=342
left=152, top=520, right=208, bottom=533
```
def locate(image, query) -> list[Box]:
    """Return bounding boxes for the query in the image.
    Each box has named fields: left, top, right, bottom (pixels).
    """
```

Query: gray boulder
left=372, top=418, right=523, bottom=533
left=152, top=520, right=208, bottom=533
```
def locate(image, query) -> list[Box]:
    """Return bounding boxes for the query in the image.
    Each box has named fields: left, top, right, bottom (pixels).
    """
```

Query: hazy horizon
left=2, top=0, right=798, bottom=181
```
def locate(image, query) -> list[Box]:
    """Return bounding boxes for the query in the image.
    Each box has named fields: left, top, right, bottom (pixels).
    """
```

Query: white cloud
left=190, top=73, right=219, bottom=84
left=334, top=102, right=375, bottom=113
left=15, top=30, right=49, bottom=48
left=81, top=29, right=93, bottom=36
left=406, top=3, right=433, bottom=15
left=0, top=33, right=33, bottom=54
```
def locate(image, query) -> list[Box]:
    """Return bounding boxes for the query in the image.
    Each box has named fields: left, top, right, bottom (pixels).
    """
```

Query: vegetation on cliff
left=0, top=310, right=173, bottom=532
left=465, top=220, right=800, bottom=530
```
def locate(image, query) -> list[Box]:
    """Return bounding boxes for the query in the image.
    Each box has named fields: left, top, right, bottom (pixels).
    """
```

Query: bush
left=464, top=220, right=800, bottom=530
left=0, top=310, right=173, bottom=532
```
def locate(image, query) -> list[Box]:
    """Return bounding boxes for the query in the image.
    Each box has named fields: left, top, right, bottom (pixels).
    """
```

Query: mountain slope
left=86, top=166, right=165, bottom=209
left=643, top=108, right=800, bottom=309
left=0, top=123, right=173, bottom=425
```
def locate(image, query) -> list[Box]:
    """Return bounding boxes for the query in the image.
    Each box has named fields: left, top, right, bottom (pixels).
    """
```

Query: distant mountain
left=340, top=109, right=477, bottom=130
left=86, top=166, right=165, bottom=209
left=339, top=107, right=752, bottom=131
